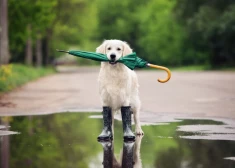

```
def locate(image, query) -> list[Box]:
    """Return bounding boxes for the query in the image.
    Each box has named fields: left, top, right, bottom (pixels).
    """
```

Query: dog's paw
left=135, top=128, right=144, bottom=135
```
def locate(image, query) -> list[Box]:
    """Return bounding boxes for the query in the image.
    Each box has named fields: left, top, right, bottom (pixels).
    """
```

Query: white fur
left=96, top=39, right=143, bottom=135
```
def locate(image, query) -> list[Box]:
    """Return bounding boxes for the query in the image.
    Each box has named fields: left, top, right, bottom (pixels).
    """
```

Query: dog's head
left=96, top=40, right=133, bottom=65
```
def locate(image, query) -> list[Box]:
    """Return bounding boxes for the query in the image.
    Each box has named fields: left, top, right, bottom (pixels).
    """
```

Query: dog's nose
left=110, top=54, right=116, bottom=59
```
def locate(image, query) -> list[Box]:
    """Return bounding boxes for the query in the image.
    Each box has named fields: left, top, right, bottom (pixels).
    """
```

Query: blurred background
left=0, top=0, right=235, bottom=91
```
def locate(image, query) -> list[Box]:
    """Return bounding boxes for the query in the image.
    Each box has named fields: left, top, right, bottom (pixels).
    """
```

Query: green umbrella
left=57, top=49, right=171, bottom=83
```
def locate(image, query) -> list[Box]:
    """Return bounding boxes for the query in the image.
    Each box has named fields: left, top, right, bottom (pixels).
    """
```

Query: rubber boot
left=97, top=107, right=113, bottom=141
left=121, top=106, right=135, bottom=141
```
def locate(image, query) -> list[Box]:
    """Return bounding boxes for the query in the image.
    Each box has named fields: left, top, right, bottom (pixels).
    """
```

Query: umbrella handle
left=147, top=63, right=171, bottom=83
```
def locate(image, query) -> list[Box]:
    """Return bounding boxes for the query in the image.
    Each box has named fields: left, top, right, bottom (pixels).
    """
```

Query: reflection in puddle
left=0, top=113, right=235, bottom=168
left=99, top=135, right=143, bottom=168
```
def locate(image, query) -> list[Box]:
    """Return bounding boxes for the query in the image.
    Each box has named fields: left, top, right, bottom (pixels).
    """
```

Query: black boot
left=97, top=107, right=113, bottom=141
left=121, top=106, right=135, bottom=141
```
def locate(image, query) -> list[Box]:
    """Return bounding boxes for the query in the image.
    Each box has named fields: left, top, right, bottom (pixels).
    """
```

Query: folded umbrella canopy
left=57, top=49, right=171, bottom=83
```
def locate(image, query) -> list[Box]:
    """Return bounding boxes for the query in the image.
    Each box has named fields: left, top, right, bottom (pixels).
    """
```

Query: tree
left=8, top=0, right=96, bottom=66
left=51, top=0, right=98, bottom=52
left=25, top=24, right=33, bottom=65
left=0, top=0, right=10, bottom=65
left=35, top=33, right=43, bottom=67
left=94, top=0, right=186, bottom=66
left=175, top=0, right=235, bottom=66
left=33, top=0, right=57, bottom=67
left=137, top=0, right=185, bottom=65
left=95, top=0, right=147, bottom=53
left=8, top=0, right=57, bottom=66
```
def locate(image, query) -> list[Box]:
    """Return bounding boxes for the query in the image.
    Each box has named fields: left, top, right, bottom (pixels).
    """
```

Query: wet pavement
left=1, top=69, right=235, bottom=119
left=1, top=112, right=235, bottom=168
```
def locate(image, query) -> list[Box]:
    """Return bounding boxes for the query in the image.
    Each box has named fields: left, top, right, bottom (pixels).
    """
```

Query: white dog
left=96, top=39, right=143, bottom=138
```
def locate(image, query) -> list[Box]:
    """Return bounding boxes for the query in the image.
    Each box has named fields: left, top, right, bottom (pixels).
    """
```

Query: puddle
left=0, top=112, right=235, bottom=168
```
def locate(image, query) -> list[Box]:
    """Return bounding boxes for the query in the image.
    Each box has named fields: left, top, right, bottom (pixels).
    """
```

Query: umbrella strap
left=147, top=63, right=171, bottom=83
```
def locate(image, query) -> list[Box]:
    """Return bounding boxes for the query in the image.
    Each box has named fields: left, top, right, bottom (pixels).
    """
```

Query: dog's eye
left=107, top=47, right=111, bottom=50
left=117, top=48, right=121, bottom=51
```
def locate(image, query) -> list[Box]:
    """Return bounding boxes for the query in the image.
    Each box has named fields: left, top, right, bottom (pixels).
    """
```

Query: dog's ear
left=96, top=41, right=107, bottom=54
left=122, top=41, right=133, bottom=56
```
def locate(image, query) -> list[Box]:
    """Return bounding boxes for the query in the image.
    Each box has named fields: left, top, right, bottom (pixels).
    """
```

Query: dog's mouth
left=109, top=60, right=117, bottom=65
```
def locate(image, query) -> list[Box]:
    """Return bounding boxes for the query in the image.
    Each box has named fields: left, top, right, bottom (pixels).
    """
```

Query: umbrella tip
left=56, top=49, right=69, bottom=53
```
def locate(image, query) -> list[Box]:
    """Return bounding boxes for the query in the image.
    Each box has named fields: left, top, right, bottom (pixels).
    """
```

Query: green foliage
left=52, top=0, right=98, bottom=58
left=0, top=64, right=54, bottom=92
left=95, top=0, right=146, bottom=47
left=175, top=0, right=235, bottom=66
left=95, top=0, right=193, bottom=66
left=8, top=0, right=57, bottom=60
left=7, top=0, right=235, bottom=67
left=137, top=0, right=185, bottom=65
left=95, top=0, right=235, bottom=67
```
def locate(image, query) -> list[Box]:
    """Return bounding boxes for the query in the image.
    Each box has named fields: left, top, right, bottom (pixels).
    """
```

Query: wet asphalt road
left=0, top=67, right=235, bottom=119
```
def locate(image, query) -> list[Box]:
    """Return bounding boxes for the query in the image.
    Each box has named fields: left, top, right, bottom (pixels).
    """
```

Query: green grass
left=211, top=66, right=235, bottom=71
left=0, top=64, right=55, bottom=93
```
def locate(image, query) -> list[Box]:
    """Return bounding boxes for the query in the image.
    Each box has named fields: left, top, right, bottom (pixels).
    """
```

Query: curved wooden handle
left=147, top=63, right=171, bottom=83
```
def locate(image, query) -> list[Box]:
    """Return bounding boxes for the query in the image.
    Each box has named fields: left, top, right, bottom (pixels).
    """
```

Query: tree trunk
left=25, top=24, right=33, bottom=65
left=0, top=0, right=10, bottom=65
left=45, top=30, right=51, bottom=66
left=35, top=33, right=42, bottom=67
